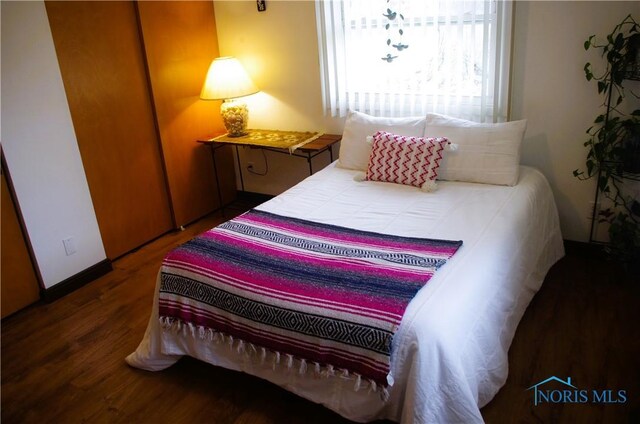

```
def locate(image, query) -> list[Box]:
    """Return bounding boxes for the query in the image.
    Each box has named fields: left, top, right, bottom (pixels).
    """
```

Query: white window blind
left=316, top=0, right=513, bottom=122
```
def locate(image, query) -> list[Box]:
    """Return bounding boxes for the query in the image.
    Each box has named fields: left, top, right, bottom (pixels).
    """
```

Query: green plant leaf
left=599, top=175, right=609, bottom=191
left=587, top=159, right=595, bottom=175
left=595, top=114, right=605, bottom=123
left=614, top=32, right=624, bottom=49
left=613, top=71, right=624, bottom=85
left=584, top=63, right=593, bottom=80
left=612, top=146, right=625, bottom=157
left=598, top=81, right=607, bottom=93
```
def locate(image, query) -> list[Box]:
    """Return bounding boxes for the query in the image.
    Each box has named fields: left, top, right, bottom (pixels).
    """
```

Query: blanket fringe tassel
left=159, top=317, right=391, bottom=401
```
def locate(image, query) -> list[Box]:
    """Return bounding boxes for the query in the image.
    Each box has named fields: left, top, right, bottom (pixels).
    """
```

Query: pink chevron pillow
left=364, top=131, right=449, bottom=192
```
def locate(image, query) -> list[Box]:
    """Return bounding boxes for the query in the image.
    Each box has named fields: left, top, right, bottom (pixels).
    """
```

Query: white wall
left=215, top=0, right=640, bottom=242
left=214, top=1, right=341, bottom=133
left=1, top=1, right=107, bottom=288
left=512, top=1, right=639, bottom=242
left=214, top=0, right=341, bottom=195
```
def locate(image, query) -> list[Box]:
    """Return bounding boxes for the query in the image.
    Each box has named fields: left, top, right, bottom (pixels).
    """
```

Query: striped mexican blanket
left=158, top=210, right=462, bottom=393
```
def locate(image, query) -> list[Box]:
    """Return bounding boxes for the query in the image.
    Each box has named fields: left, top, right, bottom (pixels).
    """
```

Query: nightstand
left=197, top=131, right=341, bottom=213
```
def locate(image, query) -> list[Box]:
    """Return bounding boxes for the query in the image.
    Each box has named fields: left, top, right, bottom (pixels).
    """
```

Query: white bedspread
left=127, top=163, right=564, bottom=423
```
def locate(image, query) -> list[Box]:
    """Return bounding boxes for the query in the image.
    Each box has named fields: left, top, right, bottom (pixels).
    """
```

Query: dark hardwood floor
left=481, top=244, right=639, bottom=424
left=2, top=199, right=638, bottom=423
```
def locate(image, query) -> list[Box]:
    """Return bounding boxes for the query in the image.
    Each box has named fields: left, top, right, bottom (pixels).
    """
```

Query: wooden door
left=46, top=1, right=173, bottom=259
left=136, top=1, right=237, bottom=227
left=1, top=166, right=41, bottom=318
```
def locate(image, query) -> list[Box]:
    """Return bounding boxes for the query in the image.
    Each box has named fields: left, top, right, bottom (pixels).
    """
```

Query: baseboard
left=40, top=259, right=112, bottom=303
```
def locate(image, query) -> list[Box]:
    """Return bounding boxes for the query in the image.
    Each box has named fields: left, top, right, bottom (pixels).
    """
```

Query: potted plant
left=574, top=14, right=640, bottom=269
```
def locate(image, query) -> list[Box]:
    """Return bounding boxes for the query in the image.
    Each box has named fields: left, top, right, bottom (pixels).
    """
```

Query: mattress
left=127, top=163, right=564, bottom=423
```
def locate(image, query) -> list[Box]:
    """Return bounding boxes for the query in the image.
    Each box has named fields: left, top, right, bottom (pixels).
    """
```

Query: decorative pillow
left=362, top=131, right=449, bottom=192
left=337, top=111, right=426, bottom=171
left=424, top=113, right=527, bottom=186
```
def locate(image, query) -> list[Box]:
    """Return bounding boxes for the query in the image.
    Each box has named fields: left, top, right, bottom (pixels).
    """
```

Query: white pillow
left=337, top=111, right=426, bottom=171
left=424, top=113, right=527, bottom=186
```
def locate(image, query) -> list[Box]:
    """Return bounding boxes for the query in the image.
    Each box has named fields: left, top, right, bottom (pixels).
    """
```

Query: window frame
left=315, top=0, right=513, bottom=123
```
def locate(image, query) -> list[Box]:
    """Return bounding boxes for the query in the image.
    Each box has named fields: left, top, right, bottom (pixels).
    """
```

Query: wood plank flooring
left=2, top=200, right=639, bottom=423
left=481, top=246, right=639, bottom=424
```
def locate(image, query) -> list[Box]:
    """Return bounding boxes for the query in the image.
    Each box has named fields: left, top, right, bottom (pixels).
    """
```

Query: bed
left=127, top=112, right=565, bottom=423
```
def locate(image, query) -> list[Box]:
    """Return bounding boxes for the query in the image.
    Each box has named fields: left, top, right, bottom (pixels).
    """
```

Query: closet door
left=46, top=1, right=173, bottom=259
left=1, top=166, right=41, bottom=318
left=136, top=0, right=237, bottom=226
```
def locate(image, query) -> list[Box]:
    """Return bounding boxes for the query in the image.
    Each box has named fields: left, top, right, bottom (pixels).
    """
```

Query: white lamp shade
left=200, top=57, right=259, bottom=100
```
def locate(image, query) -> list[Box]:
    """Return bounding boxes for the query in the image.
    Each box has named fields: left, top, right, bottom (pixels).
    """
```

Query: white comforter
left=127, top=163, right=564, bottom=423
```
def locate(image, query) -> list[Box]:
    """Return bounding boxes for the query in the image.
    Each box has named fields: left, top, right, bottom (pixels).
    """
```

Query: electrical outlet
left=62, top=237, right=76, bottom=256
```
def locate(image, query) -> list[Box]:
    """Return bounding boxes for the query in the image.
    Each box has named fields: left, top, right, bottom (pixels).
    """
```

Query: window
left=316, top=0, right=513, bottom=122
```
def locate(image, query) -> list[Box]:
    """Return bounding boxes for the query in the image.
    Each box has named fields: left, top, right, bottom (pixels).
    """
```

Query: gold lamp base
left=221, top=99, right=249, bottom=137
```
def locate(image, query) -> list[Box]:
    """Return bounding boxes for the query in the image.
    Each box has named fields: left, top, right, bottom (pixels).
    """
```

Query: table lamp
left=200, top=57, right=259, bottom=137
